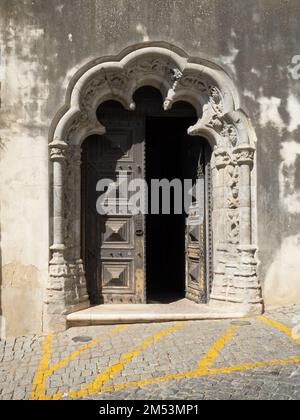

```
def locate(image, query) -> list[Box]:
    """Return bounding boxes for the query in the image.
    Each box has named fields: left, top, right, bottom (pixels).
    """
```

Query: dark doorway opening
left=146, top=116, right=195, bottom=303
left=82, top=87, right=211, bottom=306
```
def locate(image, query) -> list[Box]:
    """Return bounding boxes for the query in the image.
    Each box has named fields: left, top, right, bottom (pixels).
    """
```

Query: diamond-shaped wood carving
left=103, top=219, right=130, bottom=244
left=189, top=226, right=199, bottom=243
left=102, top=263, right=130, bottom=289
left=189, top=262, right=199, bottom=284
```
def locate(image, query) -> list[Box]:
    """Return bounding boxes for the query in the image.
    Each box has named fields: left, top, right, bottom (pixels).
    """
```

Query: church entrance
left=47, top=45, right=262, bottom=331
left=82, top=87, right=212, bottom=306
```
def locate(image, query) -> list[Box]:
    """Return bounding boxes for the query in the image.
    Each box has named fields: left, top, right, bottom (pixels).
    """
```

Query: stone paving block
left=0, top=305, right=300, bottom=400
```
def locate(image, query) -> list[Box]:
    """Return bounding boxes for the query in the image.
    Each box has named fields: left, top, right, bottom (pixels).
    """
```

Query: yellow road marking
left=99, top=355, right=300, bottom=394
left=30, top=333, right=54, bottom=400
left=66, top=322, right=184, bottom=399
left=31, top=317, right=300, bottom=400
left=198, top=325, right=240, bottom=370
left=46, top=326, right=126, bottom=376
left=30, top=325, right=127, bottom=400
left=207, top=355, right=300, bottom=374
left=257, top=316, right=300, bottom=344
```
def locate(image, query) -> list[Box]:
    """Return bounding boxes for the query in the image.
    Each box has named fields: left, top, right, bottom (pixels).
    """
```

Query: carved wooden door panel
left=82, top=115, right=146, bottom=304
left=184, top=141, right=211, bottom=303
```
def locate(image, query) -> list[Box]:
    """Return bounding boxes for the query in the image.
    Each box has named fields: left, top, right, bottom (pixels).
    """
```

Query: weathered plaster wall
left=0, top=0, right=300, bottom=334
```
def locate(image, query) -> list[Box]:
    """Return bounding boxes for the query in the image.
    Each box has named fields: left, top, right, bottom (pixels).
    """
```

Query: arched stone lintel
left=45, top=44, right=263, bottom=333
left=52, top=46, right=243, bottom=148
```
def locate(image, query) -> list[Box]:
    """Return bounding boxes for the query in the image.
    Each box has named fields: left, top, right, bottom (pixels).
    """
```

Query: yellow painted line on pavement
left=100, top=355, right=300, bottom=395
left=30, top=333, right=54, bottom=400
left=66, top=323, right=239, bottom=398
left=257, top=316, right=300, bottom=344
left=46, top=325, right=127, bottom=376
left=30, top=325, right=127, bottom=400
left=66, top=322, right=184, bottom=399
left=197, top=325, right=240, bottom=370
left=207, top=355, right=300, bottom=375
left=32, top=316, right=300, bottom=399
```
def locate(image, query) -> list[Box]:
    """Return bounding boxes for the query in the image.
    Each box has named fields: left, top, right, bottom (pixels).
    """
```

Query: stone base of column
left=209, top=244, right=263, bottom=316
left=43, top=257, right=90, bottom=332
left=208, top=298, right=263, bottom=316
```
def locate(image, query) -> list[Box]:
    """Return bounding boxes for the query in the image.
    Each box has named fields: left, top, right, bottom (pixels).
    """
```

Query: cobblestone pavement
left=0, top=305, right=300, bottom=400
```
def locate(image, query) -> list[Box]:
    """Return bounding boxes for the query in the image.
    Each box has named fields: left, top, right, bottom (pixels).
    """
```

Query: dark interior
left=146, top=116, right=192, bottom=302
left=131, top=86, right=199, bottom=303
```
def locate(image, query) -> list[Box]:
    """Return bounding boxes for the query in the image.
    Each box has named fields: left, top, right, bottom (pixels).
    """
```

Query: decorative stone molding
left=214, top=148, right=231, bottom=169
left=49, top=141, right=68, bottom=161
left=47, top=43, right=262, bottom=331
left=234, top=145, right=255, bottom=166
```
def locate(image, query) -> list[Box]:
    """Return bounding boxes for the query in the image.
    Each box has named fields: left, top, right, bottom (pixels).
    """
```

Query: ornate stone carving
left=127, top=58, right=173, bottom=78
left=209, top=86, right=224, bottom=115
left=234, top=145, right=255, bottom=166
left=47, top=45, right=262, bottom=332
left=221, top=122, right=238, bottom=147
left=80, top=69, right=107, bottom=111
left=227, top=210, right=240, bottom=245
left=227, top=164, right=239, bottom=209
left=214, top=148, right=231, bottom=169
left=178, top=73, right=207, bottom=92
left=163, top=66, right=183, bottom=110
left=67, top=112, right=90, bottom=142
left=49, top=141, right=67, bottom=161
left=226, top=163, right=240, bottom=245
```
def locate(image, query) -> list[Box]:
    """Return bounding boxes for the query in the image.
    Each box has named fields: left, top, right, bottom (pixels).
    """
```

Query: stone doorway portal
left=46, top=43, right=263, bottom=332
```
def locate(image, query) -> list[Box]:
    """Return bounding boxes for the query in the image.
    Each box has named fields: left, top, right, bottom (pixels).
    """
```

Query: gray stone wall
left=0, top=0, right=300, bottom=335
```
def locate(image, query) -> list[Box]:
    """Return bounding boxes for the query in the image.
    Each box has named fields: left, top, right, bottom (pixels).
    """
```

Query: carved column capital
left=233, top=144, right=255, bottom=166
left=214, top=147, right=231, bottom=169
left=49, top=141, right=68, bottom=162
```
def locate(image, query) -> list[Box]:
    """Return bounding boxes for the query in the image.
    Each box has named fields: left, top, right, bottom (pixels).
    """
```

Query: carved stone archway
left=45, top=43, right=263, bottom=331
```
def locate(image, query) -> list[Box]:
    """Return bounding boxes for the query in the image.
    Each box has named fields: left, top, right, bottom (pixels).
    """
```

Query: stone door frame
left=45, top=42, right=263, bottom=332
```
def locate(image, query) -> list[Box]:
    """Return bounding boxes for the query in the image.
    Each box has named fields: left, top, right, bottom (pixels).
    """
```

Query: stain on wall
left=264, top=234, right=300, bottom=307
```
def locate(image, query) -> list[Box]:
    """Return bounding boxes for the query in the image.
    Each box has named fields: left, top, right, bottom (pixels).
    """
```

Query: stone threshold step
left=67, top=299, right=246, bottom=327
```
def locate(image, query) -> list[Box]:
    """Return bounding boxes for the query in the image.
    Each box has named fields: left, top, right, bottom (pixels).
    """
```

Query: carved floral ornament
left=214, top=145, right=255, bottom=169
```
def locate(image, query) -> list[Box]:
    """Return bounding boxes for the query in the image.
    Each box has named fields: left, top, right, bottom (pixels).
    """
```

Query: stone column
left=44, top=142, right=90, bottom=333
left=210, top=148, right=230, bottom=302
left=44, top=141, right=69, bottom=332
left=50, top=141, right=68, bottom=261
left=213, top=148, right=231, bottom=244
left=233, top=144, right=263, bottom=314
left=72, top=145, right=89, bottom=303
left=234, top=145, right=254, bottom=246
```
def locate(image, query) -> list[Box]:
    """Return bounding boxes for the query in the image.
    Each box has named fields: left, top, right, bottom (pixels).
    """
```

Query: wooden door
left=82, top=114, right=146, bottom=304
left=184, top=141, right=211, bottom=303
